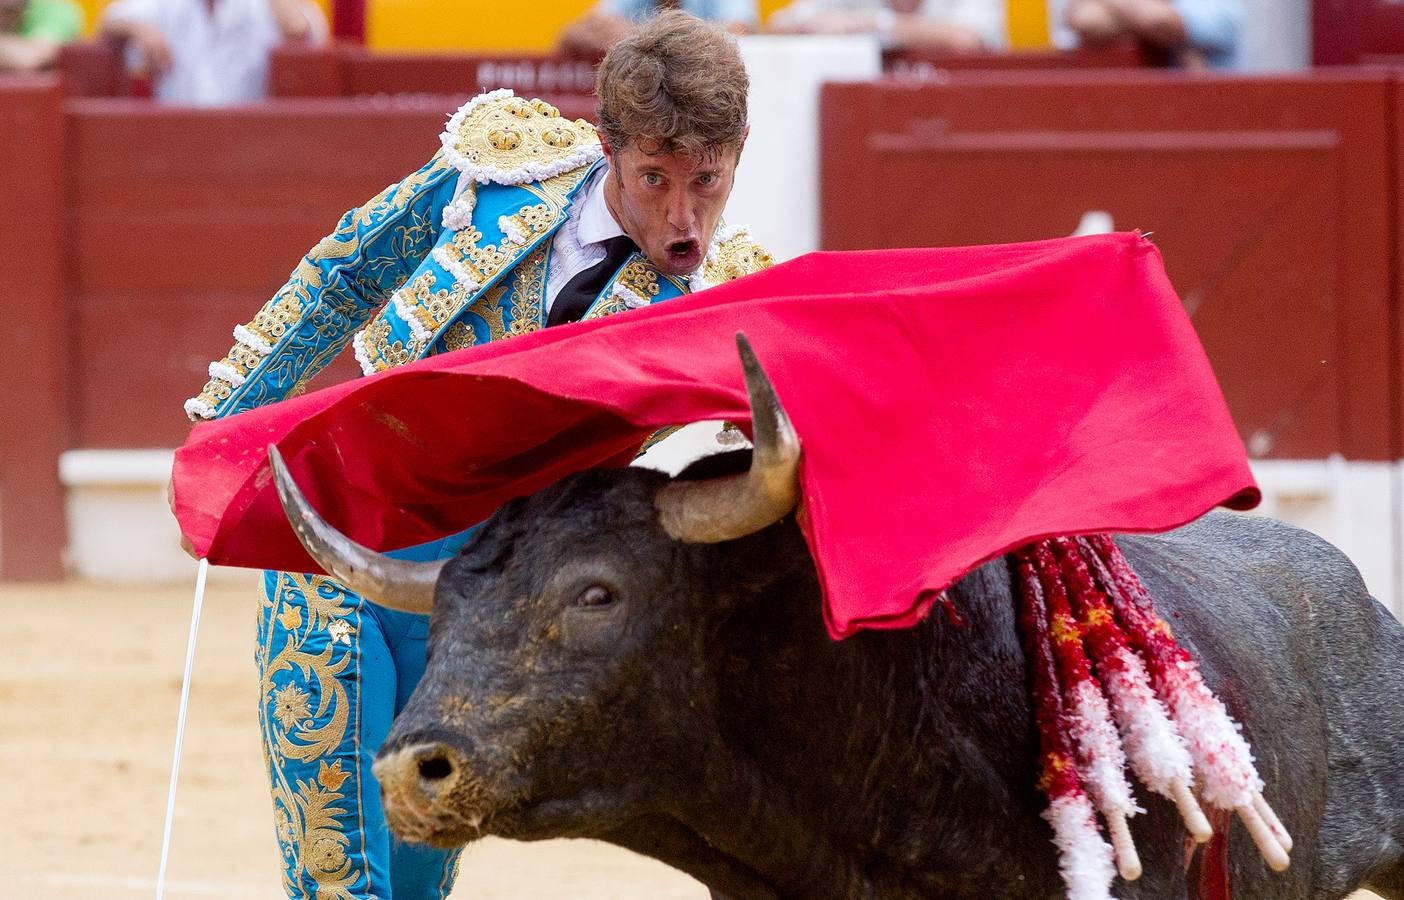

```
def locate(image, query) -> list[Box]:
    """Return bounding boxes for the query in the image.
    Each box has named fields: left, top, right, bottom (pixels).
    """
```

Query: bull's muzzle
left=373, top=741, right=491, bottom=845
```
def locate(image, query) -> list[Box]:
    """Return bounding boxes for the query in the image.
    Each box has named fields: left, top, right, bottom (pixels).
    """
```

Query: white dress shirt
left=543, top=164, right=629, bottom=316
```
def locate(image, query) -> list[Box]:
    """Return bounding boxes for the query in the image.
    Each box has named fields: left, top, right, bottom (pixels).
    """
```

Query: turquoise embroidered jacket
left=186, top=89, right=772, bottom=422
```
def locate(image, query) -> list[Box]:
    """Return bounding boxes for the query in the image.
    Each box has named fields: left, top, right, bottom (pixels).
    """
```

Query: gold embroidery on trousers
left=259, top=574, right=364, bottom=899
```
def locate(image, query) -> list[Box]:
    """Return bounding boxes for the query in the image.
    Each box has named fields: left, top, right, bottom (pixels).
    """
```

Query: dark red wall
left=65, top=98, right=453, bottom=450
left=0, top=77, right=68, bottom=579
left=1315, top=0, right=1404, bottom=65
left=268, top=46, right=601, bottom=103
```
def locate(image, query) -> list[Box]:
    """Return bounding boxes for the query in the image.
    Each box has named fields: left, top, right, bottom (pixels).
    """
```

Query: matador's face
left=600, top=137, right=744, bottom=278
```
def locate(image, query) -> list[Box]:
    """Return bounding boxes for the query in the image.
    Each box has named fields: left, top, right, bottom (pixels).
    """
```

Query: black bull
left=272, top=347, right=1404, bottom=899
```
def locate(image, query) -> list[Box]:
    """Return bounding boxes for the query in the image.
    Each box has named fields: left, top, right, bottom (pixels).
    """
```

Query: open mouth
left=665, top=238, right=702, bottom=271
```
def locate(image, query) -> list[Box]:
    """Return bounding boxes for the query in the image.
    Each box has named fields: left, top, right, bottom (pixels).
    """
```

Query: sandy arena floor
left=0, top=575, right=1382, bottom=900
left=2, top=575, right=705, bottom=900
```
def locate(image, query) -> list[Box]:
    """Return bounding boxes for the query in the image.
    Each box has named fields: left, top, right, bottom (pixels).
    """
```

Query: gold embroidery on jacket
left=361, top=317, right=423, bottom=371
left=356, top=151, right=452, bottom=227
left=445, top=96, right=597, bottom=182
left=703, top=233, right=774, bottom=284
left=507, top=245, right=548, bottom=335
left=248, top=293, right=307, bottom=346
left=442, top=321, right=477, bottom=351
left=523, top=167, right=592, bottom=210
left=586, top=258, right=668, bottom=320
left=467, top=281, right=512, bottom=341
left=189, top=154, right=452, bottom=419
left=498, top=202, right=554, bottom=247
left=404, top=272, right=471, bottom=336
left=439, top=224, right=512, bottom=290
left=584, top=293, right=631, bottom=320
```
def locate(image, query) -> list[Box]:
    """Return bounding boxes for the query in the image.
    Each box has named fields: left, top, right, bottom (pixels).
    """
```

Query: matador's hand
left=167, top=476, right=197, bottom=559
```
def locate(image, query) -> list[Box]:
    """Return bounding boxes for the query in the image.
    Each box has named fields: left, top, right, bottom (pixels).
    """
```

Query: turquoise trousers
left=257, top=568, right=461, bottom=899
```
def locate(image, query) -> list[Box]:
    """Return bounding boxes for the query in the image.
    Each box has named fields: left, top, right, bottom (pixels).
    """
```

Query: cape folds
left=172, top=233, right=1259, bottom=639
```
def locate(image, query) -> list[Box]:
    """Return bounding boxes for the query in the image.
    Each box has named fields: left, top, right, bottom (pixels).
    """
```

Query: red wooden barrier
left=821, top=71, right=1397, bottom=460
left=269, top=45, right=599, bottom=103
left=0, top=77, right=67, bottom=579
left=884, top=43, right=1154, bottom=78
left=65, top=98, right=458, bottom=451
left=267, top=45, right=1152, bottom=103
left=1393, top=80, right=1404, bottom=460
left=267, top=42, right=343, bottom=97
left=1315, top=0, right=1404, bottom=65
left=56, top=40, right=129, bottom=98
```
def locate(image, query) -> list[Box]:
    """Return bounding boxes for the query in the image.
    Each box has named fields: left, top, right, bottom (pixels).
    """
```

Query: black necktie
left=547, top=235, right=638, bottom=327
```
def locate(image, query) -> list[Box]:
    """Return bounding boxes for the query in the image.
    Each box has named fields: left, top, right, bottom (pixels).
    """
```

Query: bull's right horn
left=269, top=446, right=443, bottom=615
left=656, top=334, right=802, bottom=543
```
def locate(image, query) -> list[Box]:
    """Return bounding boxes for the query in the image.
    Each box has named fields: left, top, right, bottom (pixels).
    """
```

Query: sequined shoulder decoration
left=440, top=89, right=602, bottom=186
left=691, top=224, right=775, bottom=291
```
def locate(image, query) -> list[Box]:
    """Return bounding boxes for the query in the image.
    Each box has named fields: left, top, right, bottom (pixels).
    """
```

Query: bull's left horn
left=656, top=334, right=801, bottom=543
left=269, top=446, right=443, bottom=615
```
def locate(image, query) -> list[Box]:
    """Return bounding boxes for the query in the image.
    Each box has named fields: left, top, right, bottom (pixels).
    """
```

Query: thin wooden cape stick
left=155, top=557, right=209, bottom=900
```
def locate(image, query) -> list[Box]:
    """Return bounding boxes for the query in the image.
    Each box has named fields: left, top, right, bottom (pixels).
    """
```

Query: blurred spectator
left=1060, top=0, right=1242, bottom=68
left=766, top=0, right=1004, bottom=53
left=559, top=0, right=757, bottom=58
left=99, top=0, right=327, bottom=105
left=0, top=0, right=82, bottom=72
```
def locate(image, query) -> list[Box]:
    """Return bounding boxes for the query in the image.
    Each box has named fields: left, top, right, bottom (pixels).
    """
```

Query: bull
left=271, top=338, right=1404, bottom=899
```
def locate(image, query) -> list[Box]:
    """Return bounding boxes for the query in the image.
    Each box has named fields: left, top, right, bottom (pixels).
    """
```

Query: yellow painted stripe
left=1006, top=0, right=1051, bottom=49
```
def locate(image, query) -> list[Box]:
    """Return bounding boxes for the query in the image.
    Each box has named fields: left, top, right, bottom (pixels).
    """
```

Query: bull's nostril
left=418, top=755, right=453, bottom=781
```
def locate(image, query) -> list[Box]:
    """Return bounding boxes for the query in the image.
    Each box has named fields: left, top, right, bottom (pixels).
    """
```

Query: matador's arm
left=184, top=151, right=461, bottom=421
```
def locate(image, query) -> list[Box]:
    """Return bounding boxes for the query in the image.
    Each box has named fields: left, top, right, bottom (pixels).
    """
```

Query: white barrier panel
left=729, top=35, right=883, bottom=264
left=59, top=449, right=244, bottom=583
left=59, top=452, right=1404, bottom=623
left=1247, top=458, right=1401, bottom=619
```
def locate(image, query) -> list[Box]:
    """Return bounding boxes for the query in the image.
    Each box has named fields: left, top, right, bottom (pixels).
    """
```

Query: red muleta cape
left=172, top=232, right=1259, bottom=639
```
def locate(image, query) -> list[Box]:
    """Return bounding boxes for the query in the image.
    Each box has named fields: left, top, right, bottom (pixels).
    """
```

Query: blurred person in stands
left=180, top=11, right=769, bottom=899
left=0, top=0, right=81, bottom=72
left=766, top=0, right=1004, bottom=53
left=559, top=0, right=757, bottom=58
left=1061, top=0, right=1242, bottom=68
left=98, top=0, right=326, bottom=105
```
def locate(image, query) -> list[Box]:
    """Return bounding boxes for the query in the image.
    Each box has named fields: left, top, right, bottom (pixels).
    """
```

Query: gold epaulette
left=439, top=89, right=602, bottom=187
left=699, top=225, right=775, bottom=287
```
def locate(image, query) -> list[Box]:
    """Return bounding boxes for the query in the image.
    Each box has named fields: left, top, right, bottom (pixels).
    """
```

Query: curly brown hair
left=595, top=10, right=749, bottom=159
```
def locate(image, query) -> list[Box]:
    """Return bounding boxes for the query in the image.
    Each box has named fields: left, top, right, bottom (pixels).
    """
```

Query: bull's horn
left=656, top=334, right=801, bottom=543
left=268, top=445, right=443, bottom=615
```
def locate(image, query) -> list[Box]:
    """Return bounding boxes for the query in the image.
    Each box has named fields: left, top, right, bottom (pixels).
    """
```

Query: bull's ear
left=697, top=508, right=816, bottom=626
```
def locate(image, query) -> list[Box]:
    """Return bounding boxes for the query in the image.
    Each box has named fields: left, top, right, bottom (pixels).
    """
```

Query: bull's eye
left=573, top=585, right=614, bottom=608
